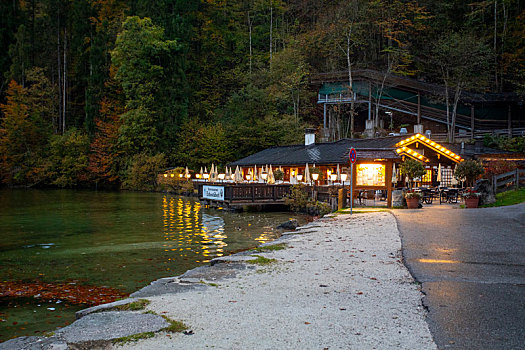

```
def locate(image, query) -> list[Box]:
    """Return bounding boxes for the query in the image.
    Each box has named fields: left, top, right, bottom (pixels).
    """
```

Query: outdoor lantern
left=291, top=170, right=295, bottom=177
left=218, top=173, right=225, bottom=180
left=327, top=170, right=331, bottom=177
left=297, top=174, right=303, bottom=181
left=312, top=173, right=319, bottom=181
left=246, top=174, right=251, bottom=181
left=164, top=174, right=168, bottom=178
left=196, top=174, right=201, bottom=179
left=341, top=173, right=348, bottom=182
left=330, top=174, right=337, bottom=182
left=261, top=172, right=268, bottom=180
left=179, top=173, right=183, bottom=178
left=186, top=173, right=191, bottom=179
left=170, top=173, right=175, bottom=178
left=203, top=173, right=210, bottom=179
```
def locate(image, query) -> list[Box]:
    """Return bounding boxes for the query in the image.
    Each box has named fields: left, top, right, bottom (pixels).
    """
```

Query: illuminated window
left=441, top=168, right=453, bottom=186
left=422, top=169, right=432, bottom=183
left=356, top=164, right=385, bottom=186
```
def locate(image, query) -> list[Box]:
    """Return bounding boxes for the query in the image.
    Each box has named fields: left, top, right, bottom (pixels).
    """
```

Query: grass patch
left=112, top=299, right=151, bottom=311
left=200, top=280, right=219, bottom=287
left=247, top=255, right=277, bottom=265
left=254, top=243, right=286, bottom=252
left=481, top=187, right=525, bottom=207
left=161, top=315, right=189, bottom=333
left=113, top=331, right=155, bottom=344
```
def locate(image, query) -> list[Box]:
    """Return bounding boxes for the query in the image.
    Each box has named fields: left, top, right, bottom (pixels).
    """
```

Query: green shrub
left=399, top=159, right=426, bottom=189
left=454, top=160, right=484, bottom=187
left=122, top=153, right=167, bottom=191
left=273, top=169, right=284, bottom=181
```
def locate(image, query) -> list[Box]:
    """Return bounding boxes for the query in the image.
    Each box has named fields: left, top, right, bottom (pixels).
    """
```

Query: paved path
left=393, top=203, right=525, bottom=349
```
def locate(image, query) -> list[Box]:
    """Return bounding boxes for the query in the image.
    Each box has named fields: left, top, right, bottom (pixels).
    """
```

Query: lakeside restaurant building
left=226, top=130, right=515, bottom=208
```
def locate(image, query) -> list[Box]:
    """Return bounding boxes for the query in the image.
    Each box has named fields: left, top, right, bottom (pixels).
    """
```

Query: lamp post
left=311, top=173, right=319, bottom=200
left=297, top=174, right=303, bottom=182
left=341, top=173, right=348, bottom=185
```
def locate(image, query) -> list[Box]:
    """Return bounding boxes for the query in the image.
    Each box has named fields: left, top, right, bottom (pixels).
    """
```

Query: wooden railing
left=493, top=169, right=525, bottom=193
left=198, top=183, right=292, bottom=203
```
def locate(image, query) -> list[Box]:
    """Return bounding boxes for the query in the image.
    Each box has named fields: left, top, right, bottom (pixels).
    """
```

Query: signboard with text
left=202, top=185, right=225, bottom=201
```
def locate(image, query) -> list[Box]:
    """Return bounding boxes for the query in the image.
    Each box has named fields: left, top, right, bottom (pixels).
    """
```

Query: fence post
left=493, top=175, right=496, bottom=194
left=516, top=169, right=520, bottom=190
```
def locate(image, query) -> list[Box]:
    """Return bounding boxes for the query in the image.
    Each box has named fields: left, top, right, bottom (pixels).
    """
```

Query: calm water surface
left=0, top=189, right=304, bottom=341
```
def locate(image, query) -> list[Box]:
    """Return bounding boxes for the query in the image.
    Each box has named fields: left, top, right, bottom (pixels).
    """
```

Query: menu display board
left=356, top=164, right=385, bottom=186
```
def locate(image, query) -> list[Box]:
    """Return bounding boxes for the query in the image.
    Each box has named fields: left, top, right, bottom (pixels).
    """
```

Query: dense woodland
left=0, top=0, right=524, bottom=189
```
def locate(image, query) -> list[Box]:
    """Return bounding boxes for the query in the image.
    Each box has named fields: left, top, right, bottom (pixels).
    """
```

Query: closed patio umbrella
left=437, top=164, right=442, bottom=186
left=336, top=164, right=341, bottom=181
left=392, top=163, right=397, bottom=183
left=451, top=164, right=459, bottom=186
left=304, top=163, right=310, bottom=184
left=268, top=165, right=275, bottom=184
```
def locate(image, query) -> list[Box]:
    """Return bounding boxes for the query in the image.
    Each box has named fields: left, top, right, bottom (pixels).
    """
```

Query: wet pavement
left=393, top=203, right=525, bottom=349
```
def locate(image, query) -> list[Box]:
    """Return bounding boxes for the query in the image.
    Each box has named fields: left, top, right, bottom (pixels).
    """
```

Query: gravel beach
left=114, top=211, right=436, bottom=350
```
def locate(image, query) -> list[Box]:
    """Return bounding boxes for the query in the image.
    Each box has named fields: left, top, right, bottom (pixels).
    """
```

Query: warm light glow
left=196, top=174, right=201, bottom=179
left=230, top=174, right=235, bottom=180
left=179, top=173, right=183, bottom=178
left=297, top=174, right=303, bottom=181
left=330, top=174, right=337, bottom=181
left=186, top=173, right=191, bottom=179
left=246, top=174, right=251, bottom=180
left=356, top=164, right=386, bottom=186
left=418, top=259, right=460, bottom=264
left=261, top=172, right=268, bottom=180
left=164, top=174, right=168, bottom=178
left=291, top=170, right=295, bottom=176
left=218, top=173, right=225, bottom=180
left=312, top=173, right=319, bottom=181
left=203, top=173, right=209, bottom=179
left=341, top=173, right=348, bottom=182
left=170, top=174, right=175, bottom=178
left=395, top=133, right=463, bottom=163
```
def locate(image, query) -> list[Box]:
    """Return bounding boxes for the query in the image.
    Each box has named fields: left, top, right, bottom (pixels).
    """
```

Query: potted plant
left=454, top=160, right=485, bottom=188
left=404, top=191, right=421, bottom=209
left=273, top=169, right=284, bottom=183
left=399, top=159, right=426, bottom=190
left=462, top=189, right=481, bottom=208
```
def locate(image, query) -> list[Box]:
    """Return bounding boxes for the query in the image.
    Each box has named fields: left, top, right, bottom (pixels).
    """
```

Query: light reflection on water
left=0, top=190, right=303, bottom=342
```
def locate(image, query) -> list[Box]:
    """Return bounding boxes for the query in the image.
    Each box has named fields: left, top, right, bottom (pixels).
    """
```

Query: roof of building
left=228, top=136, right=406, bottom=167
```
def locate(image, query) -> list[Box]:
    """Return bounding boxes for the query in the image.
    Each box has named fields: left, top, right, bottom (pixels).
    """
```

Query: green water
left=0, top=189, right=302, bottom=342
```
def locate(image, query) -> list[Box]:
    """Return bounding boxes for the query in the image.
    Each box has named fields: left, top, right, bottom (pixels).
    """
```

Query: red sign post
left=349, top=148, right=357, bottom=214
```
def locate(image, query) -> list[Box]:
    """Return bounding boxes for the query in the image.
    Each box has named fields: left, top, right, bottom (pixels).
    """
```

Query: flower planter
left=464, top=197, right=479, bottom=208
left=406, top=197, right=420, bottom=209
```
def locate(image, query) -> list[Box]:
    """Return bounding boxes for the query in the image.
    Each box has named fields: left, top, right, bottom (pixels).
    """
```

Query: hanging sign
left=203, top=185, right=224, bottom=201
left=349, top=147, right=357, bottom=164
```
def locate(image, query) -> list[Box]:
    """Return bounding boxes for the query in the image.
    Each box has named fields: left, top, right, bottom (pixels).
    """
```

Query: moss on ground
left=111, top=299, right=151, bottom=311
left=247, top=255, right=277, bottom=265
left=161, top=315, right=189, bottom=333
left=254, top=243, right=287, bottom=252
left=113, top=331, right=155, bottom=344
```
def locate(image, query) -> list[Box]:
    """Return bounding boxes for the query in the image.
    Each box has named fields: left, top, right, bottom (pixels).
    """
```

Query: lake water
left=0, top=189, right=303, bottom=342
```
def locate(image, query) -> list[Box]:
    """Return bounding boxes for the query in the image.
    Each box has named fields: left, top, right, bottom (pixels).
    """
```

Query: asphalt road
left=393, top=203, right=525, bottom=350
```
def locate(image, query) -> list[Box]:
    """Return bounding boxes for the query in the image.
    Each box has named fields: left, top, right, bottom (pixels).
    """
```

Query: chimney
left=305, top=128, right=316, bottom=146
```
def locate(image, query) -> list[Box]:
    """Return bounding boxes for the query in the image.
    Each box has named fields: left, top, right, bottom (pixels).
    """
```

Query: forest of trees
left=0, top=0, right=524, bottom=189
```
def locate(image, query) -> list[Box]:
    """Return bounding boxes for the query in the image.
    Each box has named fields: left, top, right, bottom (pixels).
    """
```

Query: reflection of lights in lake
left=162, top=196, right=228, bottom=264
left=254, top=226, right=275, bottom=244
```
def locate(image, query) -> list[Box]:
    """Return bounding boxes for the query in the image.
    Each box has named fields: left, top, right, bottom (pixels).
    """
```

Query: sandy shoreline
left=114, top=211, right=436, bottom=349
left=2, top=211, right=436, bottom=350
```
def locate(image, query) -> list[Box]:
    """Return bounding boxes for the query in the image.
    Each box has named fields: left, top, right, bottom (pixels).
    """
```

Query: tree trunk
left=269, top=1, right=273, bottom=67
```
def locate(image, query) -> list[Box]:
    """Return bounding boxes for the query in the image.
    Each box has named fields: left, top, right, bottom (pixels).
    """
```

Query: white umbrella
left=199, top=167, right=203, bottom=179
left=234, top=166, right=241, bottom=183
left=336, top=164, right=341, bottom=181
left=392, top=163, right=397, bottom=183
left=304, top=163, right=311, bottom=184
left=268, top=165, right=275, bottom=184
left=437, top=163, right=442, bottom=183
left=185, top=166, right=190, bottom=178
left=260, top=166, right=265, bottom=183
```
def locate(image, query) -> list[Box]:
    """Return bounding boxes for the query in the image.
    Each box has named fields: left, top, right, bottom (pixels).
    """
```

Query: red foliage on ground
left=0, top=280, right=127, bottom=306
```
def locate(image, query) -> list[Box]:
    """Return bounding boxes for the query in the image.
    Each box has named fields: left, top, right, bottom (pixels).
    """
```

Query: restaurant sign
left=203, top=185, right=225, bottom=201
